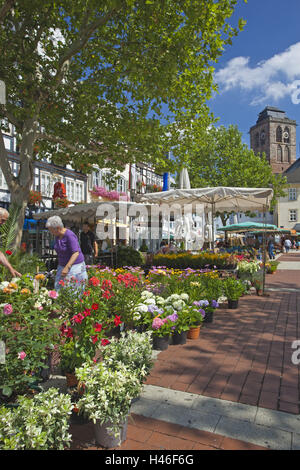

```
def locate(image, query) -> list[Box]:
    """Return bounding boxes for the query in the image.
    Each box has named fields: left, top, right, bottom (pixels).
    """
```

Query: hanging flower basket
left=28, top=190, right=42, bottom=206
left=53, top=197, right=71, bottom=208
left=90, top=186, right=129, bottom=202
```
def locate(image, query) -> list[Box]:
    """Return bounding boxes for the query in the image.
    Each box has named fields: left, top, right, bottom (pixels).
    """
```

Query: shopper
left=267, top=237, right=275, bottom=260
left=284, top=238, right=292, bottom=254
left=80, top=222, right=98, bottom=265
left=45, top=216, right=87, bottom=290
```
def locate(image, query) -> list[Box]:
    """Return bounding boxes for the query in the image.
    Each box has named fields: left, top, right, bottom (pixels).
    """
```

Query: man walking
left=0, top=208, right=21, bottom=277
left=80, top=222, right=98, bottom=265
left=284, top=238, right=292, bottom=254
left=267, top=236, right=275, bottom=260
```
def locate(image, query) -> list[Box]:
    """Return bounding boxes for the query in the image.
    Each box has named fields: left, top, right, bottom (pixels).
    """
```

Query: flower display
left=3, top=304, right=13, bottom=315
left=90, top=186, right=129, bottom=201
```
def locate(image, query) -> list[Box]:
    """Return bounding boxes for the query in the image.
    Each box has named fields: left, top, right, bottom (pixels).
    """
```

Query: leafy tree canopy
left=0, top=0, right=246, bottom=176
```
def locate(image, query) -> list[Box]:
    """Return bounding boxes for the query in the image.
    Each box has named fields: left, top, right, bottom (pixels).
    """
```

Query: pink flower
left=152, top=317, right=164, bottom=330
left=3, top=304, right=13, bottom=315
left=38, top=306, right=43, bottom=311
left=18, top=351, right=26, bottom=360
left=48, top=290, right=58, bottom=299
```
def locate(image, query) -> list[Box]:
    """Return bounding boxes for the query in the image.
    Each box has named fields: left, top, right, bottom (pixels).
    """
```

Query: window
left=93, top=169, right=103, bottom=188
left=289, top=188, right=297, bottom=201
left=276, top=126, right=282, bottom=142
left=40, top=172, right=51, bottom=196
left=0, top=169, right=8, bottom=189
left=289, top=210, right=297, bottom=222
left=117, top=177, right=126, bottom=193
left=277, top=145, right=283, bottom=162
left=284, top=146, right=290, bottom=163
left=75, top=181, right=84, bottom=202
left=66, top=179, right=75, bottom=201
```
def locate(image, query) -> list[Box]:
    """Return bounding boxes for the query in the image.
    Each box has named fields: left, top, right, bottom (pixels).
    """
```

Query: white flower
left=133, top=312, right=141, bottom=321
left=11, top=277, right=21, bottom=284
left=173, top=300, right=185, bottom=311
left=137, top=304, right=148, bottom=313
left=180, top=293, right=189, bottom=301
left=143, top=298, right=156, bottom=305
left=155, top=297, right=165, bottom=305
left=170, top=294, right=181, bottom=301
left=141, top=290, right=154, bottom=299
left=0, top=281, right=9, bottom=289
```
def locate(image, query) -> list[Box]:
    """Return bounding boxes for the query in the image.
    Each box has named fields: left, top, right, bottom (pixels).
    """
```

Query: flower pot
left=70, top=409, right=89, bottom=425
left=187, top=325, right=201, bottom=340
left=65, top=372, right=78, bottom=388
left=228, top=299, right=239, bottom=309
left=152, top=335, right=170, bottom=350
left=93, top=417, right=128, bottom=448
left=171, top=331, right=187, bottom=345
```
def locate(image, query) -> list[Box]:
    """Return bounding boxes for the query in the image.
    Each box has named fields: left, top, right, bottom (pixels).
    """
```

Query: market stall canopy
left=249, top=228, right=292, bottom=235
left=33, top=201, right=154, bottom=224
left=217, top=221, right=278, bottom=233
left=137, top=187, right=274, bottom=212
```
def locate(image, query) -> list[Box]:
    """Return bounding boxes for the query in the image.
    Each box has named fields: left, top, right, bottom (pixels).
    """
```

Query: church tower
left=249, top=106, right=297, bottom=174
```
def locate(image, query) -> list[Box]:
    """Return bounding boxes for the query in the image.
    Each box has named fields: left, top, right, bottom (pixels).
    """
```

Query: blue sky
left=210, top=0, right=300, bottom=153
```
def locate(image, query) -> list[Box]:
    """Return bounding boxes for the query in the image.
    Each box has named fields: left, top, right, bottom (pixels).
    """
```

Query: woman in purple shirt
left=45, top=216, right=88, bottom=291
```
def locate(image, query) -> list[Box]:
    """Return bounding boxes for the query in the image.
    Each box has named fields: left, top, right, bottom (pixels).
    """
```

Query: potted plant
left=98, top=330, right=154, bottom=383
left=194, top=299, right=219, bottom=324
left=76, top=361, right=143, bottom=448
left=0, top=388, right=72, bottom=449
left=182, top=304, right=205, bottom=339
left=223, top=277, right=245, bottom=309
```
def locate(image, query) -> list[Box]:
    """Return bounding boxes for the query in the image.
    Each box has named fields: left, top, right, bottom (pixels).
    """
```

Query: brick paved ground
left=69, top=413, right=268, bottom=450
left=145, top=256, right=300, bottom=414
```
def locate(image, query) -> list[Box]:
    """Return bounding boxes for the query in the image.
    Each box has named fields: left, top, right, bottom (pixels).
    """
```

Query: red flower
left=114, top=315, right=122, bottom=327
left=59, top=280, right=65, bottom=287
left=102, top=290, right=113, bottom=299
left=101, top=338, right=110, bottom=346
left=83, top=308, right=91, bottom=317
left=83, top=290, right=90, bottom=297
left=91, top=335, right=98, bottom=344
left=102, top=279, right=112, bottom=290
left=5, top=250, right=12, bottom=255
left=89, top=276, right=100, bottom=287
left=72, top=313, right=84, bottom=324
left=91, top=303, right=99, bottom=310
left=94, top=322, right=102, bottom=332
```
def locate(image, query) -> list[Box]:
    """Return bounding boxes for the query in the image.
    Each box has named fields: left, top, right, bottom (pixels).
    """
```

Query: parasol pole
left=211, top=202, right=215, bottom=253
left=262, top=205, right=267, bottom=295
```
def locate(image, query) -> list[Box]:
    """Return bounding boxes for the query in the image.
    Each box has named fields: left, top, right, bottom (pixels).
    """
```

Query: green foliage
left=76, top=361, right=142, bottom=438
left=222, top=276, right=245, bottom=301
left=98, top=330, right=154, bottom=383
left=0, top=251, right=46, bottom=282
left=152, top=252, right=236, bottom=269
left=116, top=246, right=143, bottom=267
left=0, top=204, right=21, bottom=252
left=0, top=388, right=72, bottom=450
left=187, top=125, right=287, bottom=217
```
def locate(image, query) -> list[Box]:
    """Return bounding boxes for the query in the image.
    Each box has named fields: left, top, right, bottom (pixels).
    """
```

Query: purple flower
left=167, top=312, right=178, bottom=322
left=211, top=300, right=219, bottom=308
left=199, top=309, right=206, bottom=318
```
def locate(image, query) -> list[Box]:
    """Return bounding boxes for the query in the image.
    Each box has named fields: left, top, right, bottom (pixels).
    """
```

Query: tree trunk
left=0, top=119, right=36, bottom=250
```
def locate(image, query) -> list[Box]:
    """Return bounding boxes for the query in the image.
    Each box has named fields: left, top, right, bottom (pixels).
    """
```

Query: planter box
left=93, top=417, right=128, bottom=448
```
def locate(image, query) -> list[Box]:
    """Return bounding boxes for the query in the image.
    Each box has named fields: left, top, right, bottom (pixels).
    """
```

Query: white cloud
left=215, top=42, right=300, bottom=105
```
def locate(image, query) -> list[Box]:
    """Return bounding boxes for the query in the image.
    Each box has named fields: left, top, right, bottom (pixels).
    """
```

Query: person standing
left=45, top=216, right=87, bottom=290
left=0, top=208, right=21, bottom=278
left=284, top=238, right=292, bottom=254
left=267, top=236, right=275, bottom=260
left=80, top=222, right=98, bottom=265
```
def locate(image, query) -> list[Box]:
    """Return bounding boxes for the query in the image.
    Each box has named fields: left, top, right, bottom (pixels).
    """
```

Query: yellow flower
left=8, top=282, right=18, bottom=290
left=35, top=274, right=45, bottom=281
left=3, top=287, right=13, bottom=294
left=20, top=288, right=31, bottom=295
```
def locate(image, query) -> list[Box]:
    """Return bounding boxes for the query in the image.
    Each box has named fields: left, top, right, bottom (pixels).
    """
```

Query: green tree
left=187, top=124, right=287, bottom=225
left=0, top=0, right=246, bottom=247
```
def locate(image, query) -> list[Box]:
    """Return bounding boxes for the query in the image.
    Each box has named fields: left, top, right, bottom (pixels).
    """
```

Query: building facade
left=249, top=106, right=297, bottom=174
left=274, top=159, right=300, bottom=231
